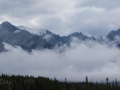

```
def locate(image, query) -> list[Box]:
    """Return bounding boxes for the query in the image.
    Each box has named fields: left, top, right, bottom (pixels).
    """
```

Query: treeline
left=0, top=73, right=119, bottom=90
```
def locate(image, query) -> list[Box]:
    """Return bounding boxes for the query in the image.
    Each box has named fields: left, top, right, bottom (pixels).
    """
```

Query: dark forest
left=0, top=73, right=119, bottom=90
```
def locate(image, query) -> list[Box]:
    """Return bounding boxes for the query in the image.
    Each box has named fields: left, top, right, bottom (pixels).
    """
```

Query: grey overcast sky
left=0, top=0, right=120, bottom=36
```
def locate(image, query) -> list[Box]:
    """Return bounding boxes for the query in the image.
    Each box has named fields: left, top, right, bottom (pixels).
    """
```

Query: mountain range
left=0, top=21, right=120, bottom=52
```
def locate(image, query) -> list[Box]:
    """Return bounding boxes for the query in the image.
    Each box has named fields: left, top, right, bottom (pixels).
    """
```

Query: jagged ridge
left=0, top=21, right=119, bottom=52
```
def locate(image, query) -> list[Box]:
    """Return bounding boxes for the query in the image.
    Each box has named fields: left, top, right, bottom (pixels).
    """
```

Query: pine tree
left=112, top=80, right=115, bottom=90
left=85, top=76, right=88, bottom=90
left=115, top=79, right=118, bottom=90
left=106, top=77, right=109, bottom=90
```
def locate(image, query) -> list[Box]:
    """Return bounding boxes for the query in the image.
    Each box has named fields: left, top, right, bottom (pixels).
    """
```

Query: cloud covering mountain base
left=0, top=41, right=120, bottom=82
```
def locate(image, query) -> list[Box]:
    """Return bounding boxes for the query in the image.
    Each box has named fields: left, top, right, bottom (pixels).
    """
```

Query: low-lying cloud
left=0, top=41, right=120, bottom=82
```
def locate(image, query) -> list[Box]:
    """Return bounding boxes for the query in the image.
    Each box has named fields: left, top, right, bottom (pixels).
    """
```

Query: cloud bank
left=0, top=41, right=120, bottom=82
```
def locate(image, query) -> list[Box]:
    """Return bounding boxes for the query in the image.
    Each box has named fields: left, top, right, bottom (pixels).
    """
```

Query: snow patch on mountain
left=38, top=30, right=48, bottom=35
left=17, top=26, right=46, bottom=35
left=14, top=30, right=21, bottom=33
left=83, top=33, right=93, bottom=37
left=44, top=35, right=52, bottom=40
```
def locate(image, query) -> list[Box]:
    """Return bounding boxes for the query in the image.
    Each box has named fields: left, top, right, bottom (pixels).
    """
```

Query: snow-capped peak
left=83, top=33, right=93, bottom=37
left=17, top=26, right=46, bottom=35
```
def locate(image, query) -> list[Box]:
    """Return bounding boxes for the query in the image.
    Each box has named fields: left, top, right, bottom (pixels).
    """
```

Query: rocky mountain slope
left=0, top=21, right=119, bottom=52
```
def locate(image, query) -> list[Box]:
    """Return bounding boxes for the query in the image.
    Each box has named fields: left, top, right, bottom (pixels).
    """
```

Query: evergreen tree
left=115, top=79, right=118, bottom=90
left=85, top=76, right=88, bottom=90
